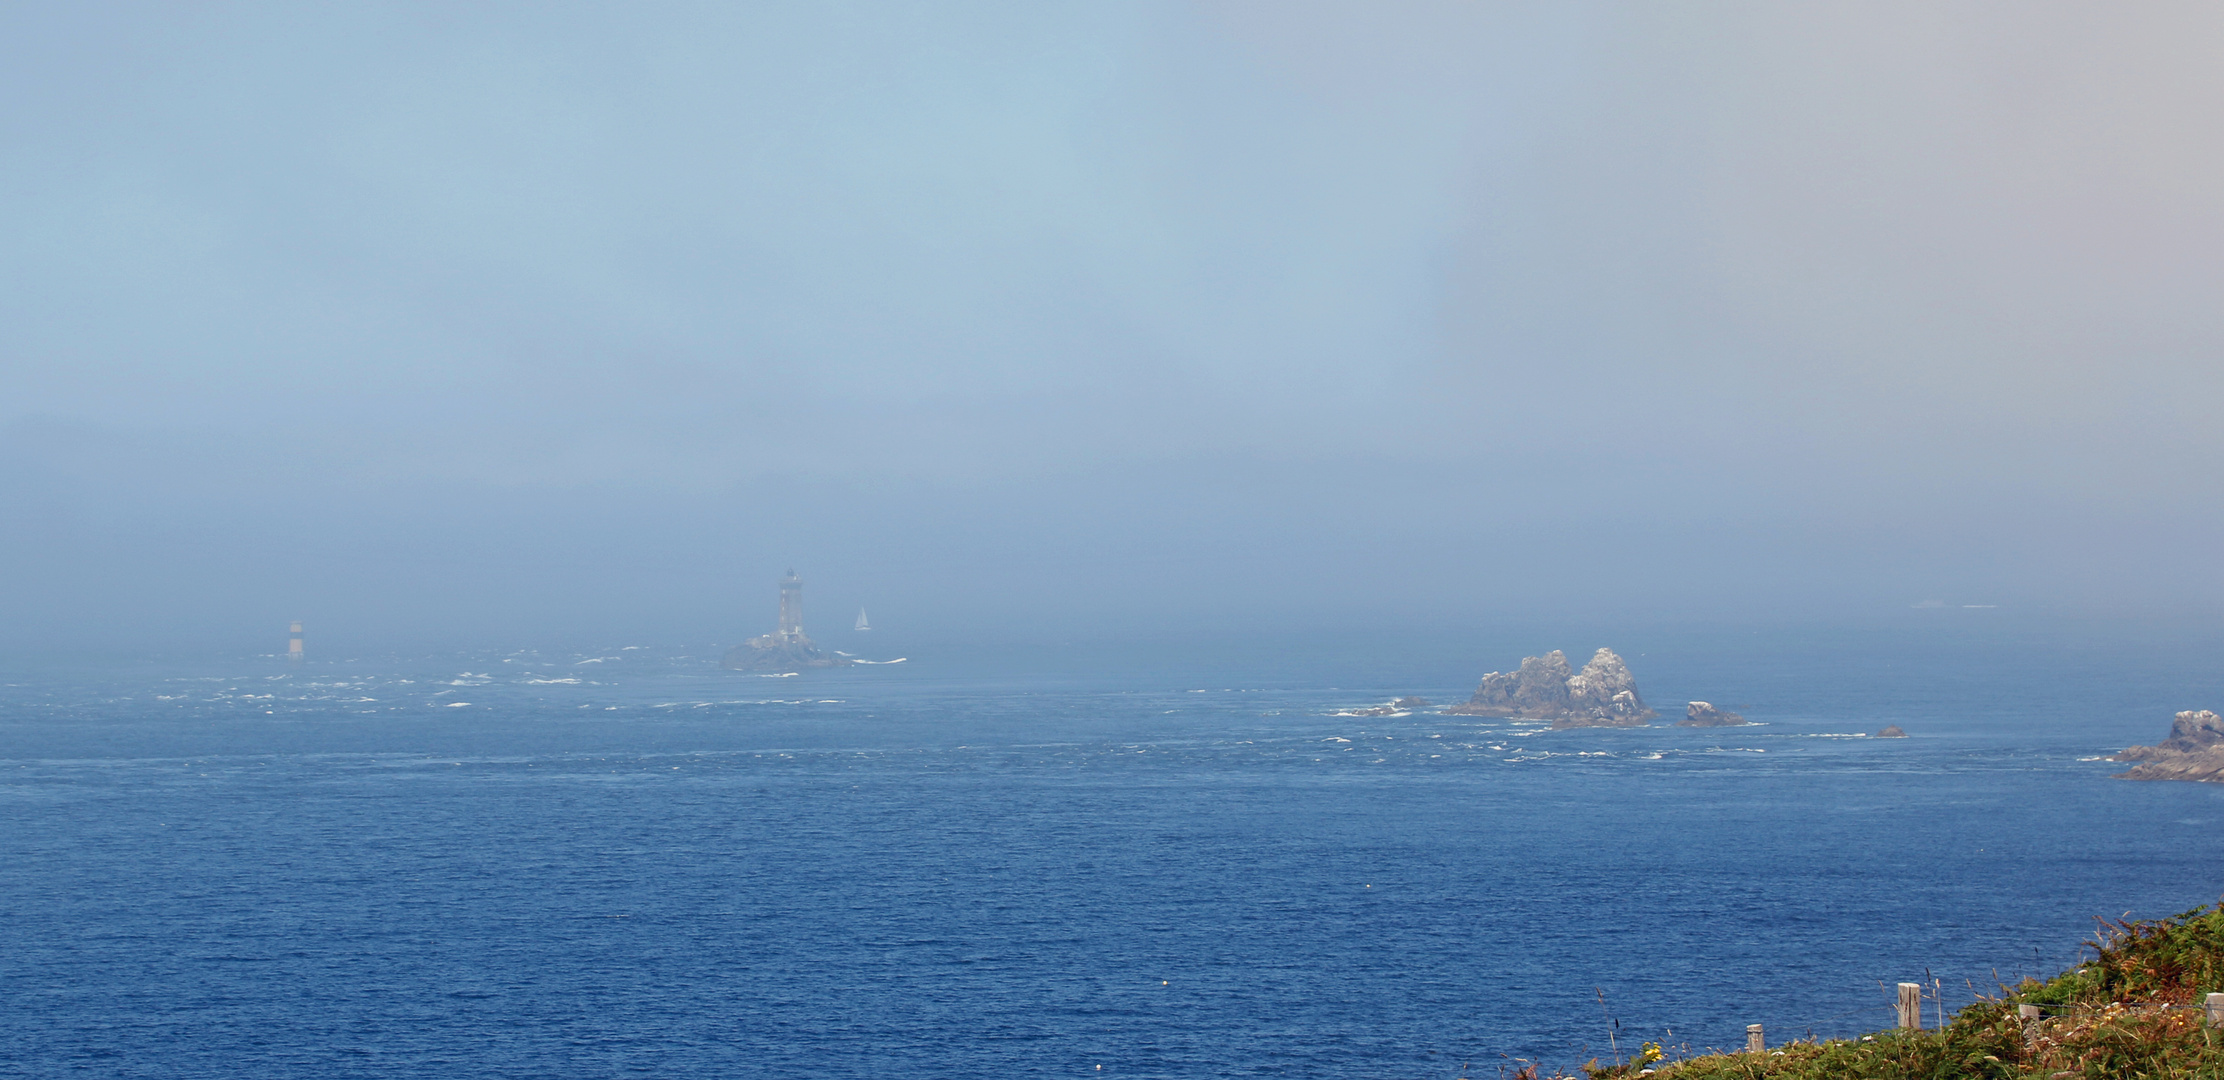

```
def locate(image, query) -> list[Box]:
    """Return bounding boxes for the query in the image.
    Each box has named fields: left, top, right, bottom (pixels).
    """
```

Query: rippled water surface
left=5, top=622, right=2224, bottom=1077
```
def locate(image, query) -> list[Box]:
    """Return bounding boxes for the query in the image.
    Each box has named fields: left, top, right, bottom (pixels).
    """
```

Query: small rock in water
left=1679, top=701, right=1747, bottom=727
left=1341, top=696, right=1429, bottom=717
left=1874, top=724, right=1908, bottom=738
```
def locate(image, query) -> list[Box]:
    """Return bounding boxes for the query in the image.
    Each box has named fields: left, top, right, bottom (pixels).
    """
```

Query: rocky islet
left=1443, top=648, right=1657, bottom=728
left=2113, top=709, right=2224, bottom=782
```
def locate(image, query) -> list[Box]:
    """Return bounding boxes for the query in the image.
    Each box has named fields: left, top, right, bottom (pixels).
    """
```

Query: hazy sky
left=4, top=2, right=2222, bottom=651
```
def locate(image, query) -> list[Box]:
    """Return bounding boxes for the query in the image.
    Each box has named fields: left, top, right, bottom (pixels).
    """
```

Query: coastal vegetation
left=1567, top=902, right=2224, bottom=1080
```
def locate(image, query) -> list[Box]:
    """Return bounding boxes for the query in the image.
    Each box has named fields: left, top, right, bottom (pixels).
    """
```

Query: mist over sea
left=5, top=616, right=2222, bottom=1078
left=8, top=3, right=2224, bottom=1076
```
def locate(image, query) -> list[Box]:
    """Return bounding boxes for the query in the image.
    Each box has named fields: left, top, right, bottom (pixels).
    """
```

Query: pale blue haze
left=4, top=4, right=2224, bottom=648
left=4, top=6, right=2223, bottom=1077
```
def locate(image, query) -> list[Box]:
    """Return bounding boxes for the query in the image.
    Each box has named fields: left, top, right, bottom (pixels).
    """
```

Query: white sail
left=854, top=608, right=870, bottom=631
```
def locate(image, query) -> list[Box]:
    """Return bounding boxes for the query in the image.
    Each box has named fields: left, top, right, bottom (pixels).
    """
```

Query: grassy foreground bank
left=1578, top=902, right=2224, bottom=1080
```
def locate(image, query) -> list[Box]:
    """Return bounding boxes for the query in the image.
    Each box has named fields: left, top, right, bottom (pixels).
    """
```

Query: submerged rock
left=1680, top=701, right=1747, bottom=727
left=1336, top=696, right=1431, bottom=717
left=2113, top=710, right=2224, bottom=782
left=1443, top=648, right=1656, bottom=728
left=1874, top=724, right=1908, bottom=738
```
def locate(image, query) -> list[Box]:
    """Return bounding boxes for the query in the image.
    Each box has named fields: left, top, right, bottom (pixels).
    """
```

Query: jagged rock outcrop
left=1456, top=651, right=1571, bottom=715
left=2113, top=710, right=2224, bottom=782
left=1680, top=701, right=1747, bottom=727
left=1874, top=725, right=1908, bottom=738
left=1442, top=648, right=1657, bottom=728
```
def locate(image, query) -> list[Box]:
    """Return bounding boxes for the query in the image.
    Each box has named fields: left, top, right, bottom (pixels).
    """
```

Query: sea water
left=4, top=618, right=2223, bottom=1078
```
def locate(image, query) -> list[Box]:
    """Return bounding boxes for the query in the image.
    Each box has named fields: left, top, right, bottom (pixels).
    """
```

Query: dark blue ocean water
left=5, top=619, right=2224, bottom=1078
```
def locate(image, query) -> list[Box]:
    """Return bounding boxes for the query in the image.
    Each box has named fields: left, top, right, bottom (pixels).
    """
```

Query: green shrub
left=1614, top=900, right=2224, bottom=1080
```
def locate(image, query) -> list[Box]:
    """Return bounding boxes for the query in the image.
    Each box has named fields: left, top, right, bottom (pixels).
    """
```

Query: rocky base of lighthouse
left=721, top=632, right=853, bottom=673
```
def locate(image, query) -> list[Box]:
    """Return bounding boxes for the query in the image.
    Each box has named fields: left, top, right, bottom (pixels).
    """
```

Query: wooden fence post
left=2205, top=993, right=2224, bottom=1026
left=1746, top=1024, right=1764, bottom=1053
left=1898, top=983, right=1923, bottom=1030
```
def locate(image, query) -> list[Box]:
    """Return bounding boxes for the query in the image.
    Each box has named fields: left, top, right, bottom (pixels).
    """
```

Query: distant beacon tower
left=777, top=570, right=803, bottom=639
left=288, top=620, right=304, bottom=662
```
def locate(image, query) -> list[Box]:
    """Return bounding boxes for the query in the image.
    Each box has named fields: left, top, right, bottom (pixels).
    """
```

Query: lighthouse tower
left=288, top=620, right=304, bottom=662
left=777, top=570, right=803, bottom=639
left=723, top=569, right=849, bottom=671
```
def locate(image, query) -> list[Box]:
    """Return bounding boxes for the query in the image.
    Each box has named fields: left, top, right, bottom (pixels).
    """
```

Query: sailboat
left=854, top=608, right=871, bottom=631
